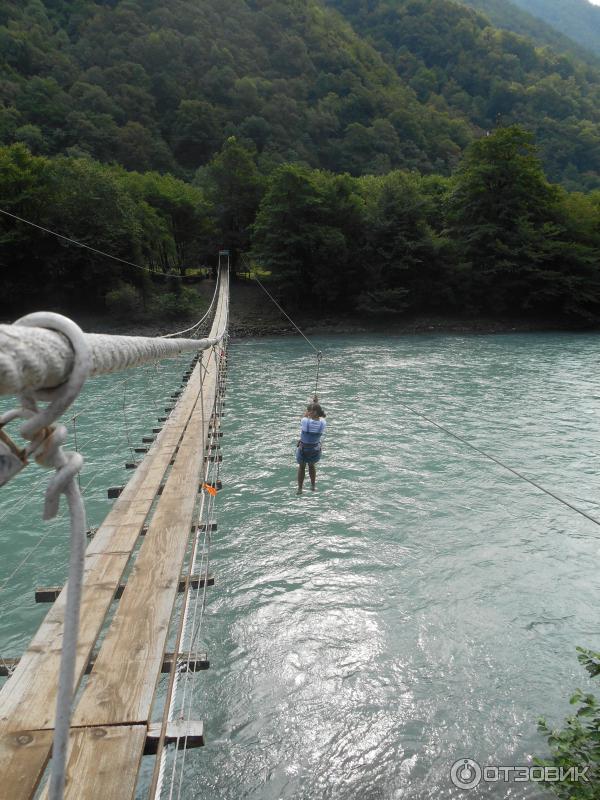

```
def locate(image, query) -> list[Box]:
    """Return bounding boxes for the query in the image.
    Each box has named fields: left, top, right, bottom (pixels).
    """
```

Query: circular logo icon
left=450, top=758, right=482, bottom=790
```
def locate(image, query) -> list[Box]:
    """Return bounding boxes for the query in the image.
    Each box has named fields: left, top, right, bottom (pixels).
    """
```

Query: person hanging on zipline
left=296, top=396, right=326, bottom=494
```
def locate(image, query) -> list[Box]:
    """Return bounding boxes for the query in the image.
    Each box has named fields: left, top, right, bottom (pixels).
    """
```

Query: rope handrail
left=161, top=268, right=221, bottom=339
left=0, top=324, right=228, bottom=396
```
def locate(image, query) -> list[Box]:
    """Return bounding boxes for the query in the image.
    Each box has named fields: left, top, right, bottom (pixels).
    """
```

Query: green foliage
left=200, top=137, right=264, bottom=260
left=252, top=164, right=363, bottom=307
left=327, top=0, right=600, bottom=188
left=0, top=142, right=213, bottom=312
left=114, top=168, right=215, bottom=273
left=2, top=0, right=600, bottom=188
left=459, top=0, right=600, bottom=65
left=0, top=0, right=472, bottom=179
left=105, top=282, right=144, bottom=320
left=511, top=0, right=600, bottom=58
left=253, top=163, right=451, bottom=313
left=537, top=648, right=600, bottom=799
left=357, top=171, right=451, bottom=313
left=445, top=126, right=600, bottom=317
left=148, top=286, right=203, bottom=321
left=252, top=126, right=600, bottom=321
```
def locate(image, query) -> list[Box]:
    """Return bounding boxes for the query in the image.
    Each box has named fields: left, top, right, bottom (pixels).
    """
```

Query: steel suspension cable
left=246, top=267, right=324, bottom=396
left=169, top=348, right=224, bottom=800
left=0, top=208, right=186, bottom=278
left=251, top=273, right=320, bottom=354
left=398, top=400, right=600, bottom=529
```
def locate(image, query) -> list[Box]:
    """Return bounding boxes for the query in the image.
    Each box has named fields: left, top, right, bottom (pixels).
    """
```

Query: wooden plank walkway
left=0, top=271, right=229, bottom=798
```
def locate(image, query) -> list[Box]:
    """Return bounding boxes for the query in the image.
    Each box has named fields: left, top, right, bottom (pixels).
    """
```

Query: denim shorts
left=296, top=444, right=322, bottom=465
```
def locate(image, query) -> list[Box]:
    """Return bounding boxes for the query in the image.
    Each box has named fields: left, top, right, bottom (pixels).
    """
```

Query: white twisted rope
left=0, top=327, right=222, bottom=396
left=0, top=312, right=91, bottom=800
left=161, top=270, right=221, bottom=339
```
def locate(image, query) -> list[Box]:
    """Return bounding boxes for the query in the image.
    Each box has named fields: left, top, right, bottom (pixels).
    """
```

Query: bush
left=149, top=286, right=203, bottom=321
left=355, top=287, right=411, bottom=316
left=536, top=647, right=600, bottom=799
left=105, top=283, right=143, bottom=319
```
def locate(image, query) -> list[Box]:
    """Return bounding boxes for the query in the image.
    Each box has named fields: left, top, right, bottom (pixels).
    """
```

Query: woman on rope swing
left=296, top=396, right=326, bottom=494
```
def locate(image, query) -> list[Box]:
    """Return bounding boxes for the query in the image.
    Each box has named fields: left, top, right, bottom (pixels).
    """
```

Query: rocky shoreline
left=4, top=277, right=597, bottom=338
left=228, top=314, right=597, bottom=339
left=3, top=312, right=595, bottom=340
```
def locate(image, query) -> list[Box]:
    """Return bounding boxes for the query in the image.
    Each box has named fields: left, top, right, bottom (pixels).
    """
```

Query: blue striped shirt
left=300, top=417, right=326, bottom=445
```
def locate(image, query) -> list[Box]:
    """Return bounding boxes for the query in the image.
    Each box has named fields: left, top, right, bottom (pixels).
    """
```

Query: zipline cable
left=251, top=272, right=320, bottom=354
left=314, top=350, right=323, bottom=396
left=243, top=258, right=323, bottom=396
left=0, top=208, right=187, bottom=279
left=398, top=400, right=600, bottom=530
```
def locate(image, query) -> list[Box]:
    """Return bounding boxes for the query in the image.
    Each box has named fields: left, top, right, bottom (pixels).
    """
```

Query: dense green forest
left=0, top=0, right=471, bottom=177
left=459, top=0, right=600, bottom=63
left=510, top=0, right=600, bottom=57
left=4, top=126, right=600, bottom=322
left=3, top=0, right=600, bottom=186
left=253, top=126, right=600, bottom=320
left=3, top=0, right=600, bottom=325
left=327, top=0, right=600, bottom=189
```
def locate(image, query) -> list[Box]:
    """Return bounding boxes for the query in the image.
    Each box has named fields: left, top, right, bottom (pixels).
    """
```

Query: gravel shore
left=5, top=281, right=596, bottom=339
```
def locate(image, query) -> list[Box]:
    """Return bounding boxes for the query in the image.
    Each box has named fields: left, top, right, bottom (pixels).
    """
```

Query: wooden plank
left=72, top=352, right=218, bottom=727
left=0, top=550, right=130, bottom=732
left=0, top=728, right=53, bottom=800
left=38, top=726, right=146, bottom=800
left=145, top=720, right=204, bottom=754
left=72, top=286, right=227, bottom=730
left=0, top=376, right=203, bottom=788
left=0, top=276, right=228, bottom=797
left=34, top=572, right=213, bottom=603
left=1, top=651, right=209, bottom=678
left=0, top=357, right=204, bottom=740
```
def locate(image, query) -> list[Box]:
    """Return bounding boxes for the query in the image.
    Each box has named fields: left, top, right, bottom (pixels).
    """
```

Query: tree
left=171, top=100, right=221, bottom=170
left=445, top=126, right=561, bottom=312
left=203, top=137, right=264, bottom=262
left=117, top=170, right=214, bottom=274
left=357, top=171, right=449, bottom=313
left=252, top=164, right=363, bottom=307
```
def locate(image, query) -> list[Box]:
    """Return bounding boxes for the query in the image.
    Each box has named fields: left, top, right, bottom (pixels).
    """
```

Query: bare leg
left=308, top=464, right=316, bottom=490
left=297, top=463, right=306, bottom=493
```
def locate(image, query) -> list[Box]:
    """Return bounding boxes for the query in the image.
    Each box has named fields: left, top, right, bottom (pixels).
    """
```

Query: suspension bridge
left=0, top=257, right=231, bottom=799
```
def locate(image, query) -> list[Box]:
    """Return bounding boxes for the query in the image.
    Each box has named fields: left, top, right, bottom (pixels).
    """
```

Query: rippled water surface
left=2, top=333, right=600, bottom=799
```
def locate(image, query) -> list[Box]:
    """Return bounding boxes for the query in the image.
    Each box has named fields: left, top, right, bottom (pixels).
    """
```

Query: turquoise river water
left=1, top=333, right=600, bottom=799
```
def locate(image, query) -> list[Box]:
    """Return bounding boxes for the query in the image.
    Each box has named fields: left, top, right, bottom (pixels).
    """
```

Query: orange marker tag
left=202, top=483, right=217, bottom=496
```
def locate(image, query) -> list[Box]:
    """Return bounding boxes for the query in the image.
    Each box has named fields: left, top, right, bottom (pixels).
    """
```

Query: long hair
left=307, top=402, right=326, bottom=418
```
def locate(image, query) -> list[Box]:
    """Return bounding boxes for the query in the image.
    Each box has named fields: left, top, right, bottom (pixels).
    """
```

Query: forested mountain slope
left=458, top=0, right=600, bottom=63
left=327, top=0, right=600, bottom=188
left=511, top=0, right=600, bottom=57
left=0, top=0, right=471, bottom=178
left=3, top=0, right=600, bottom=187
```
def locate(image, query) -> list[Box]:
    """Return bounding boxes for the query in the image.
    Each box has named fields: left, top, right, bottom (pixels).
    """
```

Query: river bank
left=4, top=280, right=597, bottom=338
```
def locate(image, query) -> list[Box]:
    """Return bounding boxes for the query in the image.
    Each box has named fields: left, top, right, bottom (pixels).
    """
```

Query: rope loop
left=0, top=312, right=91, bottom=800
left=9, top=313, right=91, bottom=522
left=15, top=312, right=92, bottom=442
